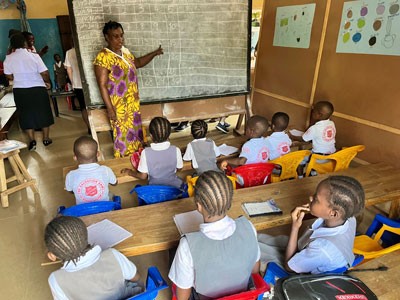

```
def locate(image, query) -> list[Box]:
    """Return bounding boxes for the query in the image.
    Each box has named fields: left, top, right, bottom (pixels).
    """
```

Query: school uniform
left=138, top=141, right=183, bottom=188
left=265, top=132, right=292, bottom=160
left=239, top=137, right=270, bottom=164
left=183, top=138, right=221, bottom=174
left=48, top=245, right=141, bottom=300
left=64, top=47, right=86, bottom=110
left=65, top=163, right=117, bottom=204
left=169, top=216, right=260, bottom=299
left=302, top=120, right=336, bottom=154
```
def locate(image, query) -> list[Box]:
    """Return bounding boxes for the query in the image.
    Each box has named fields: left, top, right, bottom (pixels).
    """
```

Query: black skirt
left=13, top=87, right=54, bottom=130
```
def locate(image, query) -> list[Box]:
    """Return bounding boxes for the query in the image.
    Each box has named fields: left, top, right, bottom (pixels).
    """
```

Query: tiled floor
left=0, top=99, right=390, bottom=299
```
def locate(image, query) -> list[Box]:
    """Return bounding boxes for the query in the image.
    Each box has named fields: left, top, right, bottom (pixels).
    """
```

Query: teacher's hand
left=107, top=107, right=117, bottom=121
left=155, top=45, right=163, bottom=56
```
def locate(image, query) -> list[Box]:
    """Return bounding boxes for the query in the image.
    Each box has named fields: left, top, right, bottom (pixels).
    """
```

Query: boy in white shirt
left=265, top=112, right=292, bottom=160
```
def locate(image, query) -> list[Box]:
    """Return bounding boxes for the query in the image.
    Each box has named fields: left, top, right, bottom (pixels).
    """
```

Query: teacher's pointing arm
left=135, top=45, right=163, bottom=69
left=94, top=65, right=116, bottom=121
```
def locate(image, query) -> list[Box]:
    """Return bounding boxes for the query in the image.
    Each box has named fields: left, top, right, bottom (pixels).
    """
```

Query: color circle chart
left=336, top=0, right=400, bottom=56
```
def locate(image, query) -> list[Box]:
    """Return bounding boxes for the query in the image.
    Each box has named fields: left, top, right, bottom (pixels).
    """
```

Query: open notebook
left=173, top=210, right=204, bottom=235
left=242, top=199, right=282, bottom=217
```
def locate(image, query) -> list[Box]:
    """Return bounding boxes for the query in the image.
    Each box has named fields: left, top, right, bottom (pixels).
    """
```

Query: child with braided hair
left=258, top=175, right=365, bottom=274
left=122, top=117, right=184, bottom=188
left=45, top=216, right=143, bottom=300
left=169, top=171, right=260, bottom=299
left=183, top=119, right=221, bottom=175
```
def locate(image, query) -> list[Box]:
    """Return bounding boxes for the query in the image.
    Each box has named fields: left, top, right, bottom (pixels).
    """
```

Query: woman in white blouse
left=4, top=33, right=54, bottom=151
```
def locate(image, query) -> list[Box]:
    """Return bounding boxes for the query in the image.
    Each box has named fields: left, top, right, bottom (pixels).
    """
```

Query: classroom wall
left=0, top=0, right=69, bottom=84
left=252, top=0, right=400, bottom=167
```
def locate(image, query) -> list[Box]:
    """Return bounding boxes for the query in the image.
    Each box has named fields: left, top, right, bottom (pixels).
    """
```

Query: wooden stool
left=0, top=149, right=39, bottom=208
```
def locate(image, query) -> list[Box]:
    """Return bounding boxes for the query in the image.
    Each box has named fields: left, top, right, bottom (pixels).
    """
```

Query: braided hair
left=73, top=136, right=98, bottom=163
left=102, top=21, right=124, bottom=36
left=149, top=117, right=171, bottom=143
left=44, top=216, right=92, bottom=265
left=194, top=171, right=233, bottom=217
left=191, top=119, right=208, bottom=139
left=318, top=175, right=365, bottom=220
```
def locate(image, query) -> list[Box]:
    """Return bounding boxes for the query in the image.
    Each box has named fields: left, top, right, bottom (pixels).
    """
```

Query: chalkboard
left=68, top=0, right=251, bottom=106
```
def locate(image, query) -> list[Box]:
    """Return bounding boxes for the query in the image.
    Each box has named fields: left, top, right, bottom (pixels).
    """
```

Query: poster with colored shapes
left=273, top=3, right=316, bottom=49
left=336, top=0, right=400, bottom=56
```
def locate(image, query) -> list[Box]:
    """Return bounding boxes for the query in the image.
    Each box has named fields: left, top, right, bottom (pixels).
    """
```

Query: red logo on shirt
left=76, top=179, right=106, bottom=202
left=279, top=142, right=290, bottom=154
left=85, top=185, right=98, bottom=197
left=323, top=125, right=336, bottom=142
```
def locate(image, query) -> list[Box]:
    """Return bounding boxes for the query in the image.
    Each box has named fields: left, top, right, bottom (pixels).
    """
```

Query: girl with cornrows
left=122, top=117, right=184, bottom=188
left=45, top=216, right=143, bottom=299
left=169, top=171, right=260, bottom=299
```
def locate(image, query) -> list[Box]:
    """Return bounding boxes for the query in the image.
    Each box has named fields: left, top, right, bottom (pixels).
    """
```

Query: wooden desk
left=49, top=90, right=75, bottom=117
left=75, top=163, right=400, bottom=258
left=353, top=250, right=400, bottom=298
left=0, top=91, right=17, bottom=140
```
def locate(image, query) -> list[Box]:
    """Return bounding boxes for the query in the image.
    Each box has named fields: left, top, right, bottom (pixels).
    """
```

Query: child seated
left=221, top=115, right=270, bottom=169
left=265, top=112, right=292, bottom=160
left=45, top=216, right=143, bottom=300
left=65, top=136, right=117, bottom=204
left=122, top=117, right=184, bottom=188
left=169, top=171, right=260, bottom=299
left=183, top=119, right=221, bottom=175
left=258, top=175, right=365, bottom=274
left=291, top=101, right=336, bottom=155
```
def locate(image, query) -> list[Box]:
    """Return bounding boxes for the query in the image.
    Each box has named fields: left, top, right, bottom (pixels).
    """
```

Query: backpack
left=273, top=274, right=377, bottom=300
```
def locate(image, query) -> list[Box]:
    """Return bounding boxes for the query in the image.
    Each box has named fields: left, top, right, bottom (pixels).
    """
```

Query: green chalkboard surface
left=68, top=0, right=251, bottom=106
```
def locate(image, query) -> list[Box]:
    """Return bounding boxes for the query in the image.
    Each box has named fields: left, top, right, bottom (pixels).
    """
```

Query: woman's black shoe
left=43, top=139, right=53, bottom=146
left=28, top=140, right=37, bottom=151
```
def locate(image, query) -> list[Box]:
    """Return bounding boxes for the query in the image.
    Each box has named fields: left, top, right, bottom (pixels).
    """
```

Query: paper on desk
left=218, top=144, right=239, bottom=156
left=0, top=140, right=27, bottom=154
left=289, top=129, right=304, bottom=137
left=173, top=210, right=204, bottom=235
left=87, top=219, right=132, bottom=250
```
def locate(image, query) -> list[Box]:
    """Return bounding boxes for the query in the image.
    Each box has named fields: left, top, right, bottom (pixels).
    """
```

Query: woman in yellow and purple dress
left=94, top=21, right=163, bottom=158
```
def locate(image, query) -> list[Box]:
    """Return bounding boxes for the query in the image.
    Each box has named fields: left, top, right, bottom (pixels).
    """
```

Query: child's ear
left=47, top=252, right=58, bottom=262
left=97, top=151, right=100, bottom=158
left=196, top=202, right=203, bottom=213
left=73, top=155, right=77, bottom=161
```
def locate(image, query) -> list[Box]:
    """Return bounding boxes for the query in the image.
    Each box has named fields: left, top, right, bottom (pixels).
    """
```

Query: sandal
left=28, top=140, right=36, bottom=151
left=43, top=139, right=53, bottom=146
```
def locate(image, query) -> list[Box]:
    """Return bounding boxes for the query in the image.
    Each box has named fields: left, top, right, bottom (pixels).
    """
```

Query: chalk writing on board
left=69, top=0, right=250, bottom=105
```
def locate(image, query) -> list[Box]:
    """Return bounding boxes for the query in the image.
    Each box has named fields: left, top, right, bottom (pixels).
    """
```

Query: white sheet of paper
left=0, top=140, right=27, bottom=153
left=289, top=129, right=304, bottom=137
left=218, top=143, right=239, bottom=156
left=87, top=219, right=132, bottom=250
left=173, top=210, right=204, bottom=235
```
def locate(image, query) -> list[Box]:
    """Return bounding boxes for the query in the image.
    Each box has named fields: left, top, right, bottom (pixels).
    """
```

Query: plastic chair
left=353, top=214, right=400, bottom=261
left=269, top=150, right=311, bottom=183
left=58, top=196, right=122, bottom=217
left=186, top=174, right=237, bottom=197
left=232, top=163, right=276, bottom=188
left=126, top=266, right=168, bottom=300
left=130, top=185, right=183, bottom=206
left=171, top=273, right=270, bottom=300
left=305, top=145, right=365, bottom=177
left=263, top=255, right=364, bottom=285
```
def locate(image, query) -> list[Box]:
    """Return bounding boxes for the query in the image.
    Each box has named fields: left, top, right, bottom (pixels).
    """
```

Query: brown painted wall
left=252, top=0, right=400, bottom=167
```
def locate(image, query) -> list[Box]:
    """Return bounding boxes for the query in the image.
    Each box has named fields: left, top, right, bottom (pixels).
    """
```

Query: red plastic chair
left=171, top=273, right=270, bottom=300
left=232, top=163, right=275, bottom=188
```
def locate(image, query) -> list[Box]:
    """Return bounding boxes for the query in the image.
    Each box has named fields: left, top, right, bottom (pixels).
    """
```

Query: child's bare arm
left=219, top=157, right=247, bottom=170
left=121, top=168, right=148, bottom=180
left=251, top=260, right=260, bottom=274
left=176, top=287, right=191, bottom=300
left=284, top=204, right=310, bottom=271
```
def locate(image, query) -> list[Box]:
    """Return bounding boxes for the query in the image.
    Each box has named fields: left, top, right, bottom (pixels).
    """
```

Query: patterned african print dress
left=93, top=47, right=143, bottom=158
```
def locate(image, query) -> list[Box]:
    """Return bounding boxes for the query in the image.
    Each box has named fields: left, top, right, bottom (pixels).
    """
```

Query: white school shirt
left=288, top=217, right=356, bottom=274
left=138, top=141, right=183, bottom=173
left=3, top=48, right=47, bottom=88
left=64, top=48, right=82, bottom=89
left=183, top=138, right=220, bottom=168
left=239, top=137, right=270, bottom=164
left=302, top=120, right=336, bottom=154
left=265, top=132, right=292, bottom=160
left=168, top=216, right=261, bottom=289
left=48, top=245, right=137, bottom=300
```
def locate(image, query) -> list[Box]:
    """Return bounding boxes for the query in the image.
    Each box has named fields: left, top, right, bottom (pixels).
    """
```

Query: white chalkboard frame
left=67, top=0, right=252, bottom=107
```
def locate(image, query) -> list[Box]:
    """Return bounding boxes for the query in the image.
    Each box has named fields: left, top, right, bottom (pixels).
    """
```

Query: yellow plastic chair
left=186, top=174, right=236, bottom=197
left=269, top=150, right=311, bottom=183
left=353, top=214, right=400, bottom=261
left=305, top=145, right=365, bottom=177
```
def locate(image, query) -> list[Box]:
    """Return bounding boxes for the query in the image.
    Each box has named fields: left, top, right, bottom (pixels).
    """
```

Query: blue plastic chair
left=127, top=266, right=168, bottom=300
left=58, top=196, right=122, bottom=217
left=263, top=255, right=364, bottom=285
left=130, top=185, right=184, bottom=206
left=364, top=214, right=400, bottom=247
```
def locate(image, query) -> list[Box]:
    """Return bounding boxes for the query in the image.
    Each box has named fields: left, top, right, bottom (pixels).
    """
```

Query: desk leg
left=51, top=96, right=59, bottom=117
left=0, top=157, right=9, bottom=207
left=389, top=198, right=400, bottom=219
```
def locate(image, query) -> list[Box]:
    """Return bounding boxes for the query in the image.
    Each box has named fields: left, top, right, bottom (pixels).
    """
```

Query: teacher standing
left=94, top=21, right=163, bottom=158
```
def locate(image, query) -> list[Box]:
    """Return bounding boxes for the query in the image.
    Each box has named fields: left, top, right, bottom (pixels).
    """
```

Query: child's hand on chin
left=290, top=204, right=310, bottom=229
